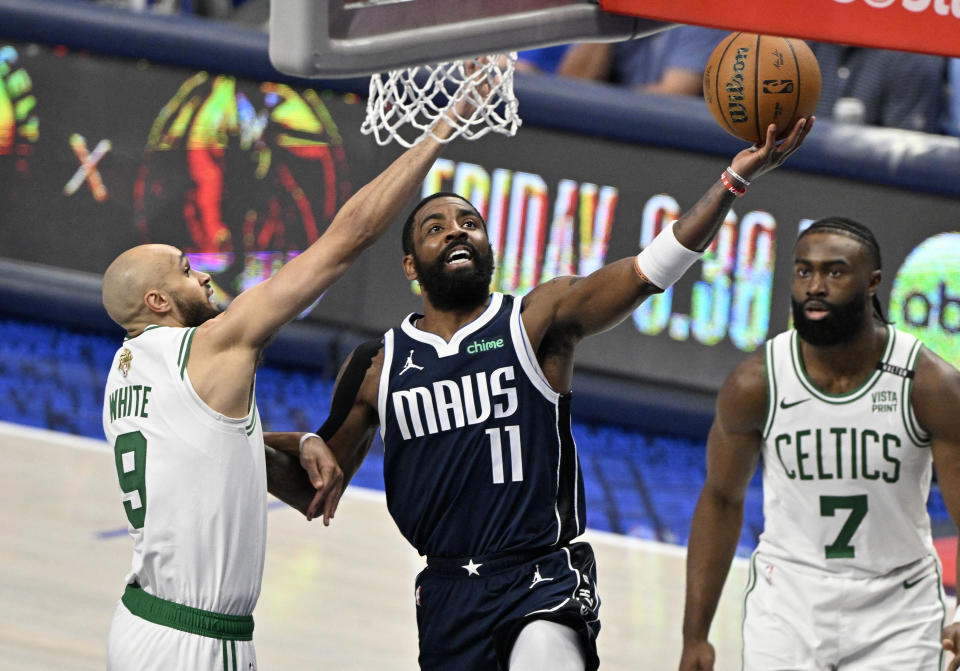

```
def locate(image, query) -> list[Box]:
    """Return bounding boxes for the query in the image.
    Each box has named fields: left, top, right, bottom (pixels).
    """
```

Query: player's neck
left=799, top=322, right=887, bottom=394
left=416, top=296, right=490, bottom=342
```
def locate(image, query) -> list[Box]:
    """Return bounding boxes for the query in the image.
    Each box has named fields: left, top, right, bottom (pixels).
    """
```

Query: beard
left=413, top=241, right=495, bottom=312
left=791, top=291, right=868, bottom=347
left=173, top=292, right=220, bottom=327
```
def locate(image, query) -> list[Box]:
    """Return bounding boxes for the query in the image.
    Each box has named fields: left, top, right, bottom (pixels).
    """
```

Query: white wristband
left=298, top=432, right=321, bottom=456
left=952, top=603, right=960, bottom=625
left=635, top=220, right=704, bottom=290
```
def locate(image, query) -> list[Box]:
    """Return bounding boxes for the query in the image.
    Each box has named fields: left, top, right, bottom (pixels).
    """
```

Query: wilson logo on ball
left=725, top=47, right=751, bottom=124
left=704, top=33, right=821, bottom=144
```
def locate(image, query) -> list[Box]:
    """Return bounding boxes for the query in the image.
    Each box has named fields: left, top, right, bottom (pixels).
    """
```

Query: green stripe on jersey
left=900, top=339, right=930, bottom=447
left=178, top=327, right=198, bottom=379
left=740, top=553, right=760, bottom=671
left=762, top=339, right=778, bottom=440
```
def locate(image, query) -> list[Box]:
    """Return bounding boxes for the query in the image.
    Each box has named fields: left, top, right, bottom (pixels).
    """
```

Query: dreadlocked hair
left=798, top=216, right=888, bottom=324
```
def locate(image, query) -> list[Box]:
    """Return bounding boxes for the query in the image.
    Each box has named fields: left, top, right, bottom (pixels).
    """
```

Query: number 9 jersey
left=102, top=325, right=267, bottom=617
left=378, top=293, right=586, bottom=558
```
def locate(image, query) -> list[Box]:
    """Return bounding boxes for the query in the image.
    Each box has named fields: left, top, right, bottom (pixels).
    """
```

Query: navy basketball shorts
left=414, top=541, right=601, bottom=671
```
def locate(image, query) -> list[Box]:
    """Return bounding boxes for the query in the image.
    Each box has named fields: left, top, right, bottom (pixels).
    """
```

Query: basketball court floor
left=0, top=420, right=751, bottom=670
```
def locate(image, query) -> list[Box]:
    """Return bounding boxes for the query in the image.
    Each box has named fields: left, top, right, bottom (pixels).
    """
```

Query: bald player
left=100, top=110, right=472, bottom=669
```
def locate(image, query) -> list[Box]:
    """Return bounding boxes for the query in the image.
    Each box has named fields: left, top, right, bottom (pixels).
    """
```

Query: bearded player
left=680, top=217, right=960, bottom=671
left=273, top=118, right=814, bottom=670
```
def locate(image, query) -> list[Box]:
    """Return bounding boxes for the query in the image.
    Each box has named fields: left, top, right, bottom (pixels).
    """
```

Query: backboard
left=268, top=0, right=670, bottom=78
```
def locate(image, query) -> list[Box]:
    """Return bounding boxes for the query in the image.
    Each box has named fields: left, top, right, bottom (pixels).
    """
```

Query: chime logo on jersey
left=466, top=337, right=504, bottom=354
left=391, top=365, right=518, bottom=439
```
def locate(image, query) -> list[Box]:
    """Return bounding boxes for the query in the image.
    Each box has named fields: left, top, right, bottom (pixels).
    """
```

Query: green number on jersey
left=819, top=494, right=868, bottom=559
left=113, top=431, right=147, bottom=529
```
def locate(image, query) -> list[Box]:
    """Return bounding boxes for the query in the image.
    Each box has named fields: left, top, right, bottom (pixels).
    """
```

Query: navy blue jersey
left=379, top=293, right=586, bottom=557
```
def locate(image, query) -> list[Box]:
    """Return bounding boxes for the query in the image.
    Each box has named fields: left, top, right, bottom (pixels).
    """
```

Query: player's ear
left=868, top=269, right=882, bottom=295
left=403, top=254, right=418, bottom=282
left=143, top=288, right=173, bottom=316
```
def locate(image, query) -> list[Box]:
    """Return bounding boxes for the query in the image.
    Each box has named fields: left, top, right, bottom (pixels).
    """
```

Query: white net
left=361, top=53, right=521, bottom=148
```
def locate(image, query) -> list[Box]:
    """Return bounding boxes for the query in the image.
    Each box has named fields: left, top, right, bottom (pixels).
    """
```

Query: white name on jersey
left=392, top=365, right=518, bottom=440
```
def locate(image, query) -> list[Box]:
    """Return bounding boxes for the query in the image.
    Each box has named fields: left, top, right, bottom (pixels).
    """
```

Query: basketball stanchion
left=361, top=53, right=522, bottom=148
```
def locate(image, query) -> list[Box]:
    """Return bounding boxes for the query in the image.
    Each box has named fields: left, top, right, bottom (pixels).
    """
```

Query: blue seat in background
left=1, top=315, right=954, bottom=560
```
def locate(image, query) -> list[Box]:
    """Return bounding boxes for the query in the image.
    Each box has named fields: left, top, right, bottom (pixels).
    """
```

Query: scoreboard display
left=1, top=39, right=957, bottom=392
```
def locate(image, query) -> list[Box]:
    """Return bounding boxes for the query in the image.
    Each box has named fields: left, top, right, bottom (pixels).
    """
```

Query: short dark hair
left=401, top=192, right=481, bottom=256
left=796, top=216, right=888, bottom=323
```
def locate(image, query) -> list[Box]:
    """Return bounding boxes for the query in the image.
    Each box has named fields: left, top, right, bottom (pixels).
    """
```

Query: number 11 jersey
left=378, top=293, right=585, bottom=558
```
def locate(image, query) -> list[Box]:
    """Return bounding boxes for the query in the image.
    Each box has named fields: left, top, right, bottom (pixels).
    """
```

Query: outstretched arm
left=522, top=119, right=814, bottom=367
left=679, top=352, right=766, bottom=671
left=214, top=128, right=457, bottom=351
left=911, top=349, right=960, bottom=670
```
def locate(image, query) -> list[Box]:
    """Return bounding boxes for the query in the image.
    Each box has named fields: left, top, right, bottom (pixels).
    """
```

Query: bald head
left=102, top=244, right=181, bottom=329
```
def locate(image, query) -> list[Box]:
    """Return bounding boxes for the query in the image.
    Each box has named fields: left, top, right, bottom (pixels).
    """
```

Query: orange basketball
left=703, top=33, right=821, bottom=145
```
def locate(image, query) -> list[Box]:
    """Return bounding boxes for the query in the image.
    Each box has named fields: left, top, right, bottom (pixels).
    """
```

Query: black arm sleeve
left=317, top=337, right=381, bottom=441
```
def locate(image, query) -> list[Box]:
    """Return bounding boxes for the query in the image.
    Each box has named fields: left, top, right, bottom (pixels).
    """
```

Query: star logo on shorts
left=461, top=558, right=482, bottom=576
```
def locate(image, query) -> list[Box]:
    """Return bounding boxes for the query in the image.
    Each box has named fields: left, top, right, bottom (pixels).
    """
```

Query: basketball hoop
left=361, top=53, right=521, bottom=148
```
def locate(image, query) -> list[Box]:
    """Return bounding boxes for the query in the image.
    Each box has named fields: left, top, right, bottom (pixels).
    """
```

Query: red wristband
left=720, top=171, right=745, bottom=197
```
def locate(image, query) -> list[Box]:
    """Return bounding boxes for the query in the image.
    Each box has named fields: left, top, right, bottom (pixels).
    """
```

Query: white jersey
left=758, top=325, right=934, bottom=577
left=102, top=325, right=266, bottom=616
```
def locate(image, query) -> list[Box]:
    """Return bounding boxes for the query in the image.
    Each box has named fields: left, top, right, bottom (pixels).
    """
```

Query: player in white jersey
left=679, top=217, right=960, bottom=671
left=99, top=104, right=477, bottom=669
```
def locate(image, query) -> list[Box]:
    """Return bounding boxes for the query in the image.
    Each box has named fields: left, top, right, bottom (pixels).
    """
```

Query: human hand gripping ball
left=703, top=33, right=821, bottom=145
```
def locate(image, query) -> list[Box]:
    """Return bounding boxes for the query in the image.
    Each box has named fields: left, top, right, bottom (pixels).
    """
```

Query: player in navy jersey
left=269, top=118, right=814, bottom=671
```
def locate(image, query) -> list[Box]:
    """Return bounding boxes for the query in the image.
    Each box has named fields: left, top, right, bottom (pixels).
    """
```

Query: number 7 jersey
left=758, top=326, right=935, bottom=576
left=378, top=293, right=586, bottom=558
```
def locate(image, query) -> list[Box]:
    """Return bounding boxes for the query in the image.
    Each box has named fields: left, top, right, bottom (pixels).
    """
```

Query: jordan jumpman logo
left=399, top=350, right=424, bottom=375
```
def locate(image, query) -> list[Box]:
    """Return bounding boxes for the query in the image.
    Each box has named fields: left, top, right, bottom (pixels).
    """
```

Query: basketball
left=703, top=33, right=821, bottom=145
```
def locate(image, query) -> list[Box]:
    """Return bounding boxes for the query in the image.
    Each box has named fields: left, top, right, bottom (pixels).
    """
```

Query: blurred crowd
left=91, top=1, right=960, bottom=138
left=516, top=28, right=960, bottom=138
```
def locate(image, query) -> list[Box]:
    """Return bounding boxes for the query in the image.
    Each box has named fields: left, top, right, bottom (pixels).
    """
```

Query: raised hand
left=731, top=116, right=815, bottom=182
